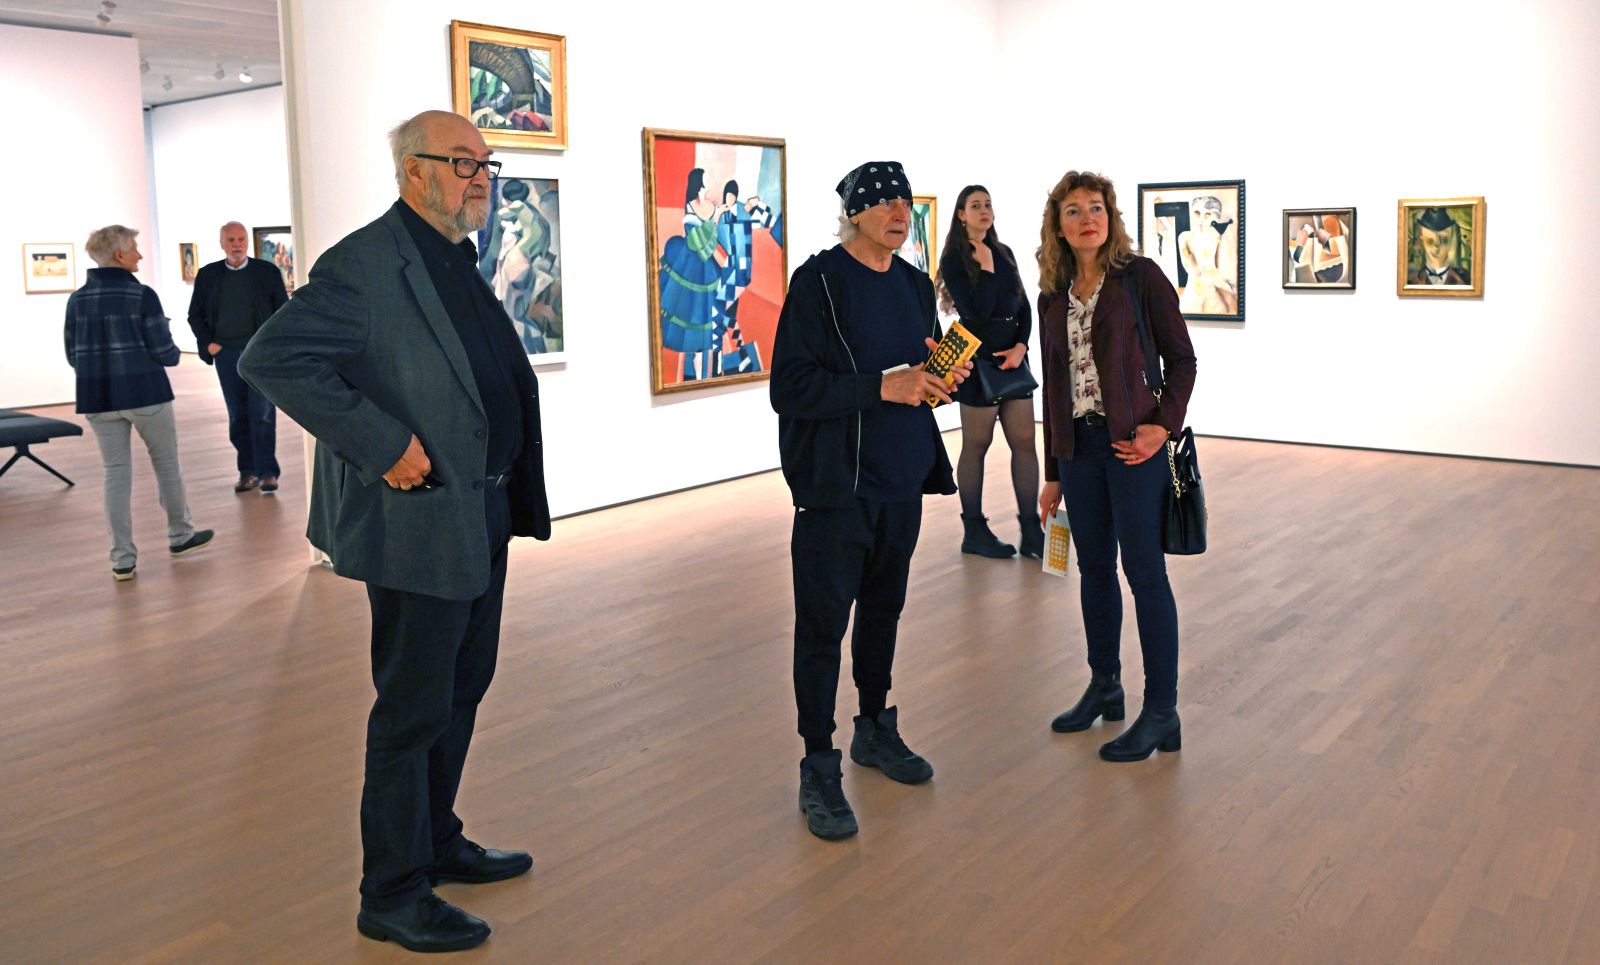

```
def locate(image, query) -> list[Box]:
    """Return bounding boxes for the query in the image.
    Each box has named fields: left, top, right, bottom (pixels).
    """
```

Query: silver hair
left=85, top=225, right=138, bottom=267
left=388, top=114, right=432, bottom=191
left=836, top=200, right=858, bottom=243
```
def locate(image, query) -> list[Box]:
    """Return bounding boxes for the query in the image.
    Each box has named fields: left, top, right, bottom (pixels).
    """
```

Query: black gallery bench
left=0, top=409, right=83, bottom=485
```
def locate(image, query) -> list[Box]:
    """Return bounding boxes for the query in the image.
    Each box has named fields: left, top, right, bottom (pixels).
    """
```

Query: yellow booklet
left=923, top=321, right=981, bottom=406
left=1043, top=510, right=1071, bottom=576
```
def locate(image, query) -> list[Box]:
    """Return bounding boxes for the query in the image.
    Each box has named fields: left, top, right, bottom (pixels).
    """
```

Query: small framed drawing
left=22, top=242, right=75, bottom=294
left=476, top=172, right=564, bottom=363
left=252, top=226, right=295, bottom=295
left=643, top=127, right=787, bottom=394
left=1282, top=208, right=1356, bottom=289
left=178, top=242, right=199, bottom=284
left=451, top=21, right=568, bottom=152
left=1137, top=180, right=1246, bottom=322
left=897, top=195, right=938, bottom=280
left=1397, top=197, right=1484, bottom=297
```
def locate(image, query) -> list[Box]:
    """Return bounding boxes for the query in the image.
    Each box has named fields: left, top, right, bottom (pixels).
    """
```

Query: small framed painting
left=643, top=127, right=787, bottom=394
left=1137, top=180, right=1246, bottom=322
left=252, top=226, right=295, bottom=295
left=1282, top=208, right=1355, bottom=289
left=1397, top=197, right=1484, bottom=298
left=22, top=242, right=75, bottom=294
left=476, top=172, right=564, bottom=363
left=451, top=21, right=568, bottom=151
left=178, top=242, right=199, bottom=283
left=897, top=194, right=938, bottom=280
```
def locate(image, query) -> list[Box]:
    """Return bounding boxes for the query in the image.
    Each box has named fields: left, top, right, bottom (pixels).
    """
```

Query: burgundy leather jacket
left=1039, top=255, right=1197, bottom=480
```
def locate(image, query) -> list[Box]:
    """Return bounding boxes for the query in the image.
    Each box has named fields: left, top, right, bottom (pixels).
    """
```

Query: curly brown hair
left=1035, top=170, right=1137, bottom=295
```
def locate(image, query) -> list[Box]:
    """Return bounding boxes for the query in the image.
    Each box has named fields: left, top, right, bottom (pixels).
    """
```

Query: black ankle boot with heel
left=1017, top=513, right=1045, bottom=559
left=1099, top=707, right=1181, bottom=762
left=1050, top=672, right=1124, bottom=732
left=960, top=515, right=1016, bottom=558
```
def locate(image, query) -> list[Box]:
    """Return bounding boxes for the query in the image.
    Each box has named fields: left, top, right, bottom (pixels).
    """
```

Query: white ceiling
left=1, top=0, right=281, bottom=107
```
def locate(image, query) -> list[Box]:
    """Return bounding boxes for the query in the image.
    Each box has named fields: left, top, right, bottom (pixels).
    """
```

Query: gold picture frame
left=178, top=242, right=198, bottom=284
left=897, top=194, right=939, bottom=281
left=1397, top=196, right=1484, bottom=298
left=642, top=127, right=787, bottom=395
left=22, top=242, right=76, bottom=294
left=450, top=21, right=568, bottom=151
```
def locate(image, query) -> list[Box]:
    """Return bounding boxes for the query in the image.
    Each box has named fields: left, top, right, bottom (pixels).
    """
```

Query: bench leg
left=0, top=445, right=75, bottom=486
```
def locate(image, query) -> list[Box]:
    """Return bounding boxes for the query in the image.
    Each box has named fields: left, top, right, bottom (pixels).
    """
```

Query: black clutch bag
left=1161, top=427, right=1206, bottom=555
left=972, top=356, right=1038, bottom=404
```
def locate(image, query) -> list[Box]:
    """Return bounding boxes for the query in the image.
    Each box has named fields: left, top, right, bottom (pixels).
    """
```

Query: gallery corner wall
left=993, top=0, right=1600, bottom=467
left=277, top=0, right=1002, bottom=517
left=1, top=24, right=151, bottom=410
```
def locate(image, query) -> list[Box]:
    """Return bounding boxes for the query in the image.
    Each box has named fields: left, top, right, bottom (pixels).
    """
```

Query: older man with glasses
left=239, top=110, right=547, bottom=953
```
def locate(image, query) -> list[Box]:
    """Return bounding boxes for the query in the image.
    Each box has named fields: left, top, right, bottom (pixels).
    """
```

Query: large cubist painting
left=476, top=174, right=563, bottom=361
left=643, top=128, right=787, bottom=394
left=1138, top=180, right=1246, bottom=322
left=1397, top=197, right=1484, bottom=298
left=896, top=194, right=939, bottom=281
left=450, top=21, right=568, bottom=151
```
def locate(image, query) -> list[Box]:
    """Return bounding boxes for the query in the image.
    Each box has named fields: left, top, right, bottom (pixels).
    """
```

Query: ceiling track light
left=95, top=11, right=110, bottom=25
left=162, top=75, right=173, bottom=91
left=214, top=63, right=225, bottom=80
left=140, top=58, right=149, bottom=74
left=239, top=66, right=253, bottom=83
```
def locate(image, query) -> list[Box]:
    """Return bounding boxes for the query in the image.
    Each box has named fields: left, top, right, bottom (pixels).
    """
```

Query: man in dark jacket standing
left=240, top=110, right=549, bottom=953
left=769, top=162, right=970, bottom=841
left=187, top=221, right=288, bottom=494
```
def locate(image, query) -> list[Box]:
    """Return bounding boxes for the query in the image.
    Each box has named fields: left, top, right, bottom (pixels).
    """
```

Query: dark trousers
left=213, top=344, right=279, bottom=477
left=1059, top=419, right=1179, bottom=709
left=358, top=488, right=512, bottom=910
left=791, top=498, right=923, bottom=744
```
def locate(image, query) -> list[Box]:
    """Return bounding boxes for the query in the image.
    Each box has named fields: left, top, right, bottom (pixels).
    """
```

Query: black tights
left=957, top=398, right=1039, bottom=519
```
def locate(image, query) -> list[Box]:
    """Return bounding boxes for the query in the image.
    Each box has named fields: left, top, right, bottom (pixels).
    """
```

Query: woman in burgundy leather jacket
left=1035, top=170, right=1197, bottom=763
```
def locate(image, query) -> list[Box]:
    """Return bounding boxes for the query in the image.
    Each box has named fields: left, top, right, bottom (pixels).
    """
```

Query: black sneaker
left=850, top=706, right=934, bottom=784
left=798, top=749, right=858, bottom=840
left=169, top=529, right=215, bottom=556
left=112, top=565, right=136, bottom=582
left=259, top=475, right=279, bottom=495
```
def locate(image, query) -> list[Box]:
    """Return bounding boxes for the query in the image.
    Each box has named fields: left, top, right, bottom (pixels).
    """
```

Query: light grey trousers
left=85, top=402, right=194, bottom=568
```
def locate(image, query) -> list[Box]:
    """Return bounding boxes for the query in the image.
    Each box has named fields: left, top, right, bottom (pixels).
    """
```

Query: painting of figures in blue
left=477, top=176, right=563, bottom=360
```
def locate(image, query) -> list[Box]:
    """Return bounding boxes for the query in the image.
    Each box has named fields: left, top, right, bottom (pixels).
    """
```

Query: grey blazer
left=239, top=205, right=550, bottom=600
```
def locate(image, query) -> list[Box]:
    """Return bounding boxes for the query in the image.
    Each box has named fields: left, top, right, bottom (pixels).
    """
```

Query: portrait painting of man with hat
left=1398, top=197, right=1485, bottom=297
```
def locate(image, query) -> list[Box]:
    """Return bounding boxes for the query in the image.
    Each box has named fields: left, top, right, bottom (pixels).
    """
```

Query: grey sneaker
left=850, top=706, right=934, bottom=784
left=798, top=749, right=858, bottom=840
left=170, top=529, right=215, bottom=556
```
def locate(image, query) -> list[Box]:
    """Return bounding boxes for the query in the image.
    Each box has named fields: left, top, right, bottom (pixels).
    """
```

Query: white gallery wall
left=1, top=24, right=150, bottom=409
left=148, top=86, right=293, bottom=354
left=995, top=0, right=1600, bottom=467
left=277, top=0, right=1001, bottom=517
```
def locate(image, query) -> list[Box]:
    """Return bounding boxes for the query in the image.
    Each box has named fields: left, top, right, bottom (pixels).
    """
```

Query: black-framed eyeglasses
left=413, top=153, right=502, bottom=179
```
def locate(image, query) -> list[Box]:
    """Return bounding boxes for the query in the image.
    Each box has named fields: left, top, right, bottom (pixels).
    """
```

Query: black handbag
left=1162, top=427, right=1207, bottom=554
left=1122, top=276, right=1207, bottom=555
left=972, top=356, right=1038, bottom=404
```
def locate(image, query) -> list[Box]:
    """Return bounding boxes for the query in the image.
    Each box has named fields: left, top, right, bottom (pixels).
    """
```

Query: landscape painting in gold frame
left=450, top=21, right=568, bottom=151
left=1397, top=196, right=1484, bottom=298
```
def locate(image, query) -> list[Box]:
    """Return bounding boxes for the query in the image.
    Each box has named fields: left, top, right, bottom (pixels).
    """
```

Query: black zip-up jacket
left=187, top=257, right=289, bottom=364
left=769, top=248, right=958, bottom=508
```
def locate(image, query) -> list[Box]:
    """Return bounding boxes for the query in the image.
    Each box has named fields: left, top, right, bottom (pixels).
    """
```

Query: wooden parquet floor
left=2, top=359, right=1598, bottom=963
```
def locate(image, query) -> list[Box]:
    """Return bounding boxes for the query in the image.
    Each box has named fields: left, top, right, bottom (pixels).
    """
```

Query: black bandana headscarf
left=836, top=161, right=913, bottom=217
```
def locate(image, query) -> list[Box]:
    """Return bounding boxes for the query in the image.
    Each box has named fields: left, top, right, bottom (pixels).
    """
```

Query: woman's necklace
left=1073, top=269, right=1102, bottom=302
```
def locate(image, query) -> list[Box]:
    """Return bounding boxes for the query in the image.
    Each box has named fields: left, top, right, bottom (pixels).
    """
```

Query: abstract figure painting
left=477, top=174, right=563, bottom=362
left=22, top=242, right=75, bottom=294
left=179, top=242, right=199, bottom=284
left=1397, top=197, right=1484, bottom=298
left=451, top=21, right=568, bottom=151
left=1138, top=180, right=1246, bottom=322
left=1282, top=208, right=1356, bottom=289
left=897, top=195, right=938, bottom=280
left=252, top=226, right=295, bottom=295
left=643, top=127, right=787, bottom=394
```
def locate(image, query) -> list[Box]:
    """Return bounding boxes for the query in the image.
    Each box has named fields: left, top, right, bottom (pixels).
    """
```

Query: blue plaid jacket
left=64, top=268, right=179, bottom=413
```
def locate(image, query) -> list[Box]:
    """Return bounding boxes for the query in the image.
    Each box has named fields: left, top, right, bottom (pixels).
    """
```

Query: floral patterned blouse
left=1066, top=274, right=1106, bottom=418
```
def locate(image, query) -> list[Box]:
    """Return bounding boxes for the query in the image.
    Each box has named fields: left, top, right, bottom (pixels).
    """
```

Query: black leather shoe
left=1099, top=707, right=1181, bottom=762
left=799, top=749, right=858, bottom=840
left=850, top=706, right=934, bottom=784
left=1051, top=673, right=1125, bottom=732
left=356, top=894, right=490, bottom=953
left=429, top=838, right=533, bottom=885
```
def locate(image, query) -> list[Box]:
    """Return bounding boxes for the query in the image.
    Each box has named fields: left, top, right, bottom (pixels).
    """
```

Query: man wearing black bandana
left=770, top=162, right=971, bottom=840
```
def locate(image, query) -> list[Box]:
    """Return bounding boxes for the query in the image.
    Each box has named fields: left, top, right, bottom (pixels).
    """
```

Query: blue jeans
left=1059, top=418, right=1179, bottom=709
left=214, top=344, right=279, bottom=477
